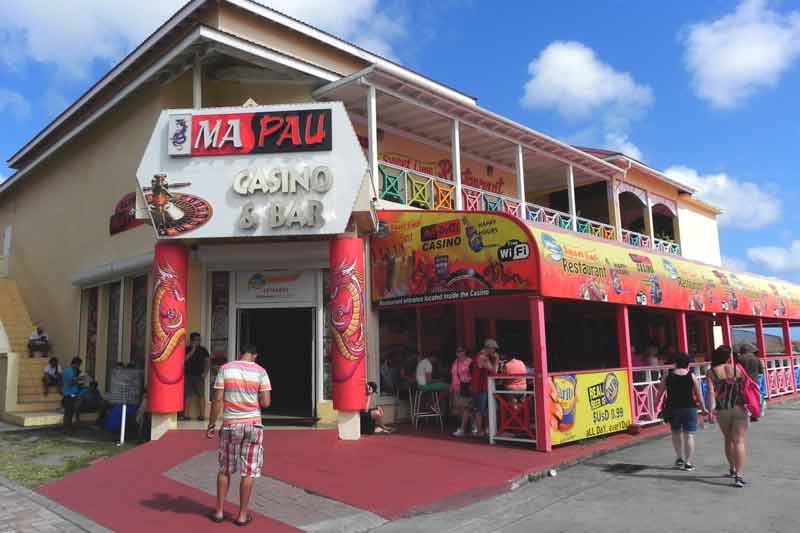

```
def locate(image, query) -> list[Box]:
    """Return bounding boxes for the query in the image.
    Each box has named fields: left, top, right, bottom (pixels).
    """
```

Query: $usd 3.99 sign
left=135, top=102, right=368, bottom=240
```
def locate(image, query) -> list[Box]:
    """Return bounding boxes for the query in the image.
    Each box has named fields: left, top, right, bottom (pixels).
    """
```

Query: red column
left=329, top=236, right=367, bottom=412
left=754, top=317, right=769, bottom=397
left=148, top=242, right=188, bottom=414
left=676, top=311, right=689, bottom=354
left=617, top=305, right=635, bottom=425
left=720, top=314, right=732, bottom=348
left=781, top=320, right=796, bottom=392
left=530, top=298, right=552, bottom=452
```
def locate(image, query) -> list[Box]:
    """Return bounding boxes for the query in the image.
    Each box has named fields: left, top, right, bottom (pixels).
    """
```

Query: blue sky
left=1, top=0, right=799, bottom=280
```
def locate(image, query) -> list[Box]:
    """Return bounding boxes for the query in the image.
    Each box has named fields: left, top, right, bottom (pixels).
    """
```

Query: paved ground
left=18, top=395, right=800, bottom=532
left=374, top=399, right=800, bottom=532
left=0, top=475, right=109, bottom=532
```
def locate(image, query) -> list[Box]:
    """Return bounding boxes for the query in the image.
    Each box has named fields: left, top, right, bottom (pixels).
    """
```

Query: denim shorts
left=474, top=392, right=488, bottom=416
left=670, top=407, right=698, bottom=433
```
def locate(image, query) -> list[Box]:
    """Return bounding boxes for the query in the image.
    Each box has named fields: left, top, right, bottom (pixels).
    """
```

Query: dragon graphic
left=150, top=262, right=186, bottom=384
left=330, top=257, right=366, bottom=383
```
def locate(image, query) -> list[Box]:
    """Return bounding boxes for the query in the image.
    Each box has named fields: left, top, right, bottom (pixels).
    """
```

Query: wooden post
left=516, top=144, right=526, bottom=208
left=720, top=314, right=732, bottom=348
left=452, top=119, right=463, bottom=210
left=782, top=320, right=795, bottom=392
left=755, top=318, right=769, bottom=399
left=366, top=84, right=379, bottom=198
left=530, top=298, right=552, bottom=452
left=617, top=305, right=636, bottom=425
left=676, top=311, right=689, bottom=354
left=566, top=165, right=577, bottom=231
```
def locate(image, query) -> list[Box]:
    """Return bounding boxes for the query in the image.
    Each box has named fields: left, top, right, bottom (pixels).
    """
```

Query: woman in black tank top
left=655, top=352, right=708, bottom=471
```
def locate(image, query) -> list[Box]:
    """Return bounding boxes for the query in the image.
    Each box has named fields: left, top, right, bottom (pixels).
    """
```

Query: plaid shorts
left=218, top=423, right=264, bottom=478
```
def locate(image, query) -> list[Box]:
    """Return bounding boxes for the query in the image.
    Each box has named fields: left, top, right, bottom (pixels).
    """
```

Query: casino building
left=1, top=0, right=798, bottom=446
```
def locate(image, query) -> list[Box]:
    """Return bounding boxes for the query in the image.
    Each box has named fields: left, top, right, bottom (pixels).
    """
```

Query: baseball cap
left=484, top=339, right=499, bottom=350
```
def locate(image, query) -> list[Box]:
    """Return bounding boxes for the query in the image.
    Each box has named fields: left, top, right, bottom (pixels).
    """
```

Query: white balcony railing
left=377, top=160, right=680, bottom=253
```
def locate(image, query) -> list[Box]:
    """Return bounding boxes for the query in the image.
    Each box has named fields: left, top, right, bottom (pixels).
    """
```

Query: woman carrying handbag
left=706, top=345, right=758, bottom=488
left=655, top=352, right=708, bottom=472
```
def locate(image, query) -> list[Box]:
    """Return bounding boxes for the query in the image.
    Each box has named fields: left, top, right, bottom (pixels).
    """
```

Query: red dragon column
left=148, top=242, right=188, bottom=414
left=329, top=235, right=367, bottom=439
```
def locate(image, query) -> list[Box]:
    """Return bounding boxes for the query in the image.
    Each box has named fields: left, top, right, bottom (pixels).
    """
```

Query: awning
left=371, top=210, right=800, bottom=321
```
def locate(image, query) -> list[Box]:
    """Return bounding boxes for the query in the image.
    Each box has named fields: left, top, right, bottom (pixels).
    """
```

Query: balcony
left=314, top=65, right=682, bottom=256
left=377, top=160, right=619, bottom=242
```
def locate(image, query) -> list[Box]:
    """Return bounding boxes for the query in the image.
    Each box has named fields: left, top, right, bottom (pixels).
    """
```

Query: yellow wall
left=0, top=74, right=195, bottom=367
left=353, top=122, right=517, bottom=198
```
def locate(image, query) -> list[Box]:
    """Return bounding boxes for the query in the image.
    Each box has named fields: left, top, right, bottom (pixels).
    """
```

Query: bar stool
left=412, top=383, right=446, bottom=431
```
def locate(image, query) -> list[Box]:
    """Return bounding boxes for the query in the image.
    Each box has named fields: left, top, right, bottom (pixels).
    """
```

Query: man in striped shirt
left=206, top=344, right=271, bottom=526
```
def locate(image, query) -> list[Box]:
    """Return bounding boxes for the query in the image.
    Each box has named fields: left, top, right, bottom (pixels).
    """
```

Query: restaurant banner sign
left=531, top=227, right=800, bottom=320
left=135, top=102, right=367, bottom=239
left=371, top=211, right=537, bottom=306
left=549, top=370, right=632, bottom=446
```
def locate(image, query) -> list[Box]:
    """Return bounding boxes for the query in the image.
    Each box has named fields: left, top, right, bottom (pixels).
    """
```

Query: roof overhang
left=0, top=25, right=342, bottom=197
left=314, top=66, right=624, bottom=186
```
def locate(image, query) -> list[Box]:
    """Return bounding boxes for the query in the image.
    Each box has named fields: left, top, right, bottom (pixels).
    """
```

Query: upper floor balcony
left=314, top=66, right=683, bottom=257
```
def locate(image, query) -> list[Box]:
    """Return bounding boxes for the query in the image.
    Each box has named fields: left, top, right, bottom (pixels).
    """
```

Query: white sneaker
left=471, top=427, right=479, bottom=436
left=452, top=429, right=465, bottom=437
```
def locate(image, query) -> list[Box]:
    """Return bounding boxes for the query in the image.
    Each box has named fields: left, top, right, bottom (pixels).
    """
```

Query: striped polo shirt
left=213, top=360, right=271, bottom=426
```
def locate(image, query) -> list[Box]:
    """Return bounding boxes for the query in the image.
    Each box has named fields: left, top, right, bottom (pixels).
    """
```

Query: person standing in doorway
left=206, top=344, right=271, bottom=526
left=655, top=353, right=707, bottom=471
left=62, top=357, right=82, bottom=433
left=180, top=332, right=210, bottom=421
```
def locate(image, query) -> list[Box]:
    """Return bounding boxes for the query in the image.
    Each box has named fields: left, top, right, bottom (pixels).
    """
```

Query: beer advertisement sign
left=136, top=102, right=368, bottom=239
left=548, top=370, right=632, bottom=445
left=370, top=210, right=538, bottom=306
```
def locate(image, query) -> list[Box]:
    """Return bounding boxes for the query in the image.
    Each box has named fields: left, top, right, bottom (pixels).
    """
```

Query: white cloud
left=682, top=0, right=800, bottom=109
left=0, top=88, right=30, bottom=120
left=721, top=255, right=748, bottom=271
left=0, top=1, right=185, bottom=79
left=603, top=132, right=643, bottom=162
left=521, top=41, right=652, bottom=160
left=747, top=241, right=800, bottom=272
left=663, top=165, right=781, bottom=229
left=0, top=1, right=406, bottom=79
left=522, top=41, right=653, bottom=126
left=267, top=0, right=406, bottom=61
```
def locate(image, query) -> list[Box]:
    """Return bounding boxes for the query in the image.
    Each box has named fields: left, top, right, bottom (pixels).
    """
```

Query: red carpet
left=38, top=431, right=298, bottom=532
left=39, top=424, right=670, bottom=528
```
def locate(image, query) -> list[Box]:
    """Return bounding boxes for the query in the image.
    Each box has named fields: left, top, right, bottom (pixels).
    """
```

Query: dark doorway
left=237, top=307, right=314, bottom=420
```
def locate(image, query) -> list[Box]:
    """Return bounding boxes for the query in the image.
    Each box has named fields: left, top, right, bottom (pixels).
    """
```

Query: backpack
left=736, top=364, right=762, bottom=418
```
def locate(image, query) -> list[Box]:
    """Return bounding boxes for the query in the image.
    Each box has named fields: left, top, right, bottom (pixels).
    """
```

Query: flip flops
left=208, top=512, right=224, bottom=523
left=233, top=514, right=254, bottom=527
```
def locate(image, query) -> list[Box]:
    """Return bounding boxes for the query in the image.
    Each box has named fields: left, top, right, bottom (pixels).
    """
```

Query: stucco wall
left=0, top=73, right=194, bottom=364
left=677, top=203, right=722, bottom=266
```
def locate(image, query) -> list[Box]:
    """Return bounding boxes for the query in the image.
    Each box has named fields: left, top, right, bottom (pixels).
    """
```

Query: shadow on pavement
left=140, top=492, right=215, bottom=516
left=584, top=462, right=735, bottom=487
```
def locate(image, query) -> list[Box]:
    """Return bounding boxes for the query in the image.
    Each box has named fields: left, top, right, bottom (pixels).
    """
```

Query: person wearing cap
left=736, top=343, right=764, bottom=422
left=736, top=343, right=763, bottom=382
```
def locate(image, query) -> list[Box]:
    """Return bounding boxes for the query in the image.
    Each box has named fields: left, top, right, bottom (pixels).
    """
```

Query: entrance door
left=237, top=307, right=314, bottom=419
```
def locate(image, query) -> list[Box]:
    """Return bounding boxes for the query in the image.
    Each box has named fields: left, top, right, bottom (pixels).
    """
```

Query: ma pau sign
left=136, top=102, right=367, bottom=239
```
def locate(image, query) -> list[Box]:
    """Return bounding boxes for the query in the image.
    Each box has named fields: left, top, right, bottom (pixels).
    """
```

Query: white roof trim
left=608, top=155, right=698, bottom=195
left=6, top=0, right=207, bottom=168
left=0, top=26, right=342, bottom=196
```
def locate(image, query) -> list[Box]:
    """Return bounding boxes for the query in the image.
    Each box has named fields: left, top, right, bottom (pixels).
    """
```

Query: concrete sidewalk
left=374, top=399, right=800, bottom=532
left=0, top=475, right=110, bottom=532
